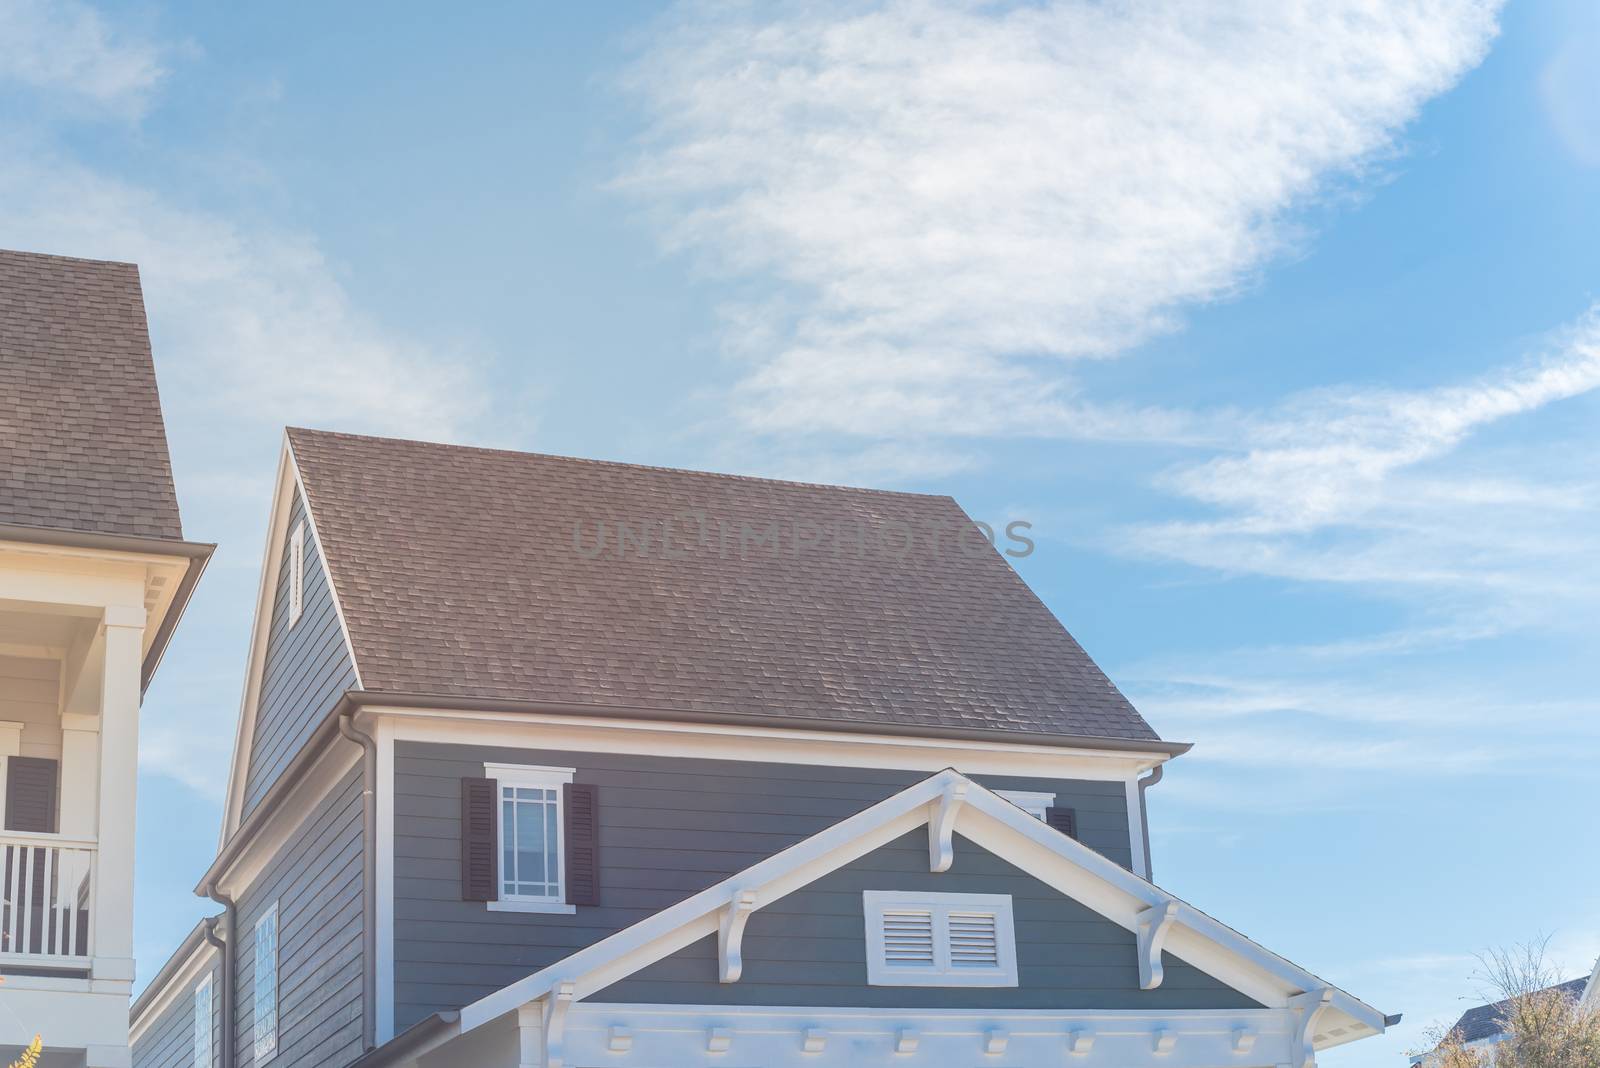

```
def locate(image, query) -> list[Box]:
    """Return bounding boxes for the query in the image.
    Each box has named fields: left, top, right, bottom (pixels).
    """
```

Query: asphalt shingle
left=289, top=427, right=1164, bottom=743
left=0, top=249, right=182, bottom=540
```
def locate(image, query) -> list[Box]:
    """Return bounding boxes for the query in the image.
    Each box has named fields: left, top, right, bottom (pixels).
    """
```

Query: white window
left=253, top=903, right=279, bottom=1061
left=486, top=764, right=576, bottom=914
left=193, top=972, right=213, bottom=1068
left=863, top=891, right=1018, bottom=987
left=996, top=790, right=1055, bottom=820
left=287, top=523, right=305, bottom=627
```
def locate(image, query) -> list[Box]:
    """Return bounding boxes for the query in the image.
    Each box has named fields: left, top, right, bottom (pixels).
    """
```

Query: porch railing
left=1, top=833, right=95, bottom=965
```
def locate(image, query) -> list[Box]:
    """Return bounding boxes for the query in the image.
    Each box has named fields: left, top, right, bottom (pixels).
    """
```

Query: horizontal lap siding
left=599, top=829, right=1258, bottom=1010
left=241, top=491, right=358, bottom=817
left=393, top=742, right=1135, bottom=1029
left=235, top=766, right=365, bottom=1068
left=132, top=962, right=219, bottom=1068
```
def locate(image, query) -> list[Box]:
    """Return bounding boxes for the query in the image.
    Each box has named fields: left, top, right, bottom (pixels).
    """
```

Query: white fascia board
left=456, top=770, right=1388, bottom=1048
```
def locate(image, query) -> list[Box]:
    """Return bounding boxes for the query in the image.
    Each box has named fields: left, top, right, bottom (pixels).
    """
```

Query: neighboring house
left=0, top=249, right=213, bottom=1067
left=130, top=428, right=1396, bottom=1068
left=1411, top=977, right=1589, bottom=1065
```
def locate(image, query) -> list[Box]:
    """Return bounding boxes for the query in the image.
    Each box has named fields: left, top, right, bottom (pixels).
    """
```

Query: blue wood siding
left=131, top=961, right=220, bottom=1068
left=241, top=490, right=357, bottom=817
left=234, top=765, right=365, bottom=1068
left=597, top=829, right=1257, bottom=1009
left=391, top=741, right=1137, bottom=1030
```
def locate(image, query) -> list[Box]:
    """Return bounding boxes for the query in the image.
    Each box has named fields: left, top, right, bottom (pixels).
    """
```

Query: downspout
left=340, top=709, right=380, bottom=1054
left=1137, top=764, right=1163, bottom=881
left=200, top=886, right=237, bottom=1068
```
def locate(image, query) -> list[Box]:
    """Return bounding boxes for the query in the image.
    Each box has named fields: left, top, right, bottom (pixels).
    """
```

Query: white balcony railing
left=1, top=833, right=95, bottom=966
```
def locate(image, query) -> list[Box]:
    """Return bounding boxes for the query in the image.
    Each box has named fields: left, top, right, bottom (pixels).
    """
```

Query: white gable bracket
left=718, top=888, right=760, bottom=983
left=1136, top=901, right=1181, bottom=990
left=532, top=980, right=576, bottom=1068
left=1289, top=987, right=1334, bottom=1068
left=928, top=779, right=969, bottom=872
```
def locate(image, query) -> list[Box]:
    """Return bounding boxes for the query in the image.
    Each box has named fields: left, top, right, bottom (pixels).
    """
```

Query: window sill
left=487, top=900, right=578, bottom=915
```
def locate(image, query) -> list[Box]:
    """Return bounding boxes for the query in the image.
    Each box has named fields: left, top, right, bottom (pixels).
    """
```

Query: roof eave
left=342, top=688, right=1194, bottom=758
left=0, top=521, right=215, bottom=692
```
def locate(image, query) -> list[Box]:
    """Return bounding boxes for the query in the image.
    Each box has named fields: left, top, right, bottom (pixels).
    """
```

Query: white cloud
left=0, top=0, right=168, bottom=116
left=623, top=0, right=1501, bottom=437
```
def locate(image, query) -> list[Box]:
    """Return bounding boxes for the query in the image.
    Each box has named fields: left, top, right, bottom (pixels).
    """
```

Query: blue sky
left=4, top=1, right=1599, bottom=1061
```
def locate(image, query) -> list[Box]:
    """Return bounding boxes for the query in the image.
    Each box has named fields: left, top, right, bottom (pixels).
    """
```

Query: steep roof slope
left=0, top=249, right=183, bottom=540
left=288, top=428, right=1163, bottom=743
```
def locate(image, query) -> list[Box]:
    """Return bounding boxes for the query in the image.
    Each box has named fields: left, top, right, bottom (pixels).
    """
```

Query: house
left=0, top=249, right=213, bottom=1067
left=129, top=427, right=1396, bottom=1068
left=1410, top=976, right=1590, bottom=1065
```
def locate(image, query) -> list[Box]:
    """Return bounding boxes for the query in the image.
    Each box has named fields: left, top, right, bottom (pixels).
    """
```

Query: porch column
left=91, top=605, right=145, bottom=983
left=59, top=712, right=101, bottom=838
left=517, top=1002, right=546, bottom=1068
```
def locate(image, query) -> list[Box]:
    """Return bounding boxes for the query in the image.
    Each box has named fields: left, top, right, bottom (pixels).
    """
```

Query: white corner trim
left=455, top=770, right=1390, bottom=1047
left=1136, top=901, right=1181, bottom=990
left=927, top=779, right=969, bottom=872
left=375, top=717, right=396, bottom=1044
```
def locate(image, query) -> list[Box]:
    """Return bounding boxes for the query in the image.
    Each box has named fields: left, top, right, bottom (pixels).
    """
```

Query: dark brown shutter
left=5, top=757, right=59, bottom=833
left=460, top=777, right=499, bottom=902
left=564, top=783, right=600, bottom=907
left=1045, top=806, right=1078, bottom=840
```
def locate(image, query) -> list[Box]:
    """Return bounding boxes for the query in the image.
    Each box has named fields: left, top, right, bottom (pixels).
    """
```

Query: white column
left=91, top=604, right=145, bottom=983
left=517, top=1003, right=546, bottom=1068
left=59, top=712, right=101, bottom=838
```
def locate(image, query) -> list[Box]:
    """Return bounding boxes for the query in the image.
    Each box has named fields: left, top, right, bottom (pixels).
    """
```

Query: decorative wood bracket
left=896, top=1027, right=920, bottom=1054
left=1153, top=1027, right=1177, bottom=1055
left=707, top=1027, right=733, bottom=1053
left=718, top=888, right=760, bottom=983
left=607, top=1026, right=632, bottom=1053
left=928, top=780, right=969, bottom=872
left=802, top=1028, right=827, bottom=1053
left=1068, top=1029, right=1095, bottom=1056
left=1232, top=1026, right=1257, bottom=1054
left=1136, top=901, right=1181, bottom=990
left=1288, top=988, right=1335, bottom=1068
left=537, top=980, right=576, bottom=1068
left=984, top=1028, right=1009, bottom=1054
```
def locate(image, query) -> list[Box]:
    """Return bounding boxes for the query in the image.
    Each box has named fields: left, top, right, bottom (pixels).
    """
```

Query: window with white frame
left=193, top=972, right=214, bottom=1068
left=253, top=903, right=279, bottom=1061
left=287, top=523, right=305, bottom=627
left=488, top=764, right=574, bottom=911
left=863, top=891, right=1018, bottom=987
left=995, top=790, right=1054, bottom=821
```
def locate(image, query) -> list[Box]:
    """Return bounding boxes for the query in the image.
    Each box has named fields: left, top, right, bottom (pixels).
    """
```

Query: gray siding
left=132, top=960, right=220, bottom=1068
left=241, top=491, right=358, bottom=816
left=235, top=766, right=365, bottom=1068
left=393, top=742, right=1134, bottom=1029
left=598, top=829, right=1257, bottom=1009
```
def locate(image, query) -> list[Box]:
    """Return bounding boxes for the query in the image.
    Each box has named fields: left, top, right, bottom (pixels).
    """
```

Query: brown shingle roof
left=289, top=428, right=1162, bottom=744
left=0, top=249, right=182, bottom=540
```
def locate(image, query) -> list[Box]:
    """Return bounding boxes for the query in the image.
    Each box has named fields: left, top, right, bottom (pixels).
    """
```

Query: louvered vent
left=948, top=911, right=1000, bottom=968
left=881, top=909, right=937, bottom=968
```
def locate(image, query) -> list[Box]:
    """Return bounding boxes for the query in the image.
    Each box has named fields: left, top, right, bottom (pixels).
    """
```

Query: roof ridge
left=285, top=425, right=956, bottom=501
left=0, top=246, right=140, bottom=270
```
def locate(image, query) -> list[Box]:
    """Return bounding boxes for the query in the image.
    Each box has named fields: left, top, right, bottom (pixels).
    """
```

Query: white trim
left=486, top=763, right=574, bottom=908
left=252, top=902, right=280, bottom=1063
left=375, top=716, right=396, bottom=1044
left=995, top=789, right=1055, bottom=820
left=863, top=890, right=1018, bottom=987
left=127, top=938, right=220, bottom=1044
left=220, top=438, right=365, bottom=847
left=1126, top=776, right=1150, bottom=879
left=379, top=708, right=1167, bottom=781
left=456, top=770, right=1389, bottom=1053
left=286, top=524, right=304, bottom=628
left=543, top=1003, right=1305, bottom=1068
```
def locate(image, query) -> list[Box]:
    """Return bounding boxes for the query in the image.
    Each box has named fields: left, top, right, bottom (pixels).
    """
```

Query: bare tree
left=1414, top=940, right=1600, bottom=1068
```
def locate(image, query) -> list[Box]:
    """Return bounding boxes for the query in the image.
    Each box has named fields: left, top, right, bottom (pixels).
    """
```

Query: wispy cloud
left=0, top=0, right=169, bottom=116
left=623, top=0, right=1501, bottom=440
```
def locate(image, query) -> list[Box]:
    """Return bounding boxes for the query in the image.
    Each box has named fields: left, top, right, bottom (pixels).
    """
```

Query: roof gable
left=0, top=249, right=182, bottom=541
left=456, top=771, right=1389, bottom=1053
left=286, top=427, right=1158, bottom=743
